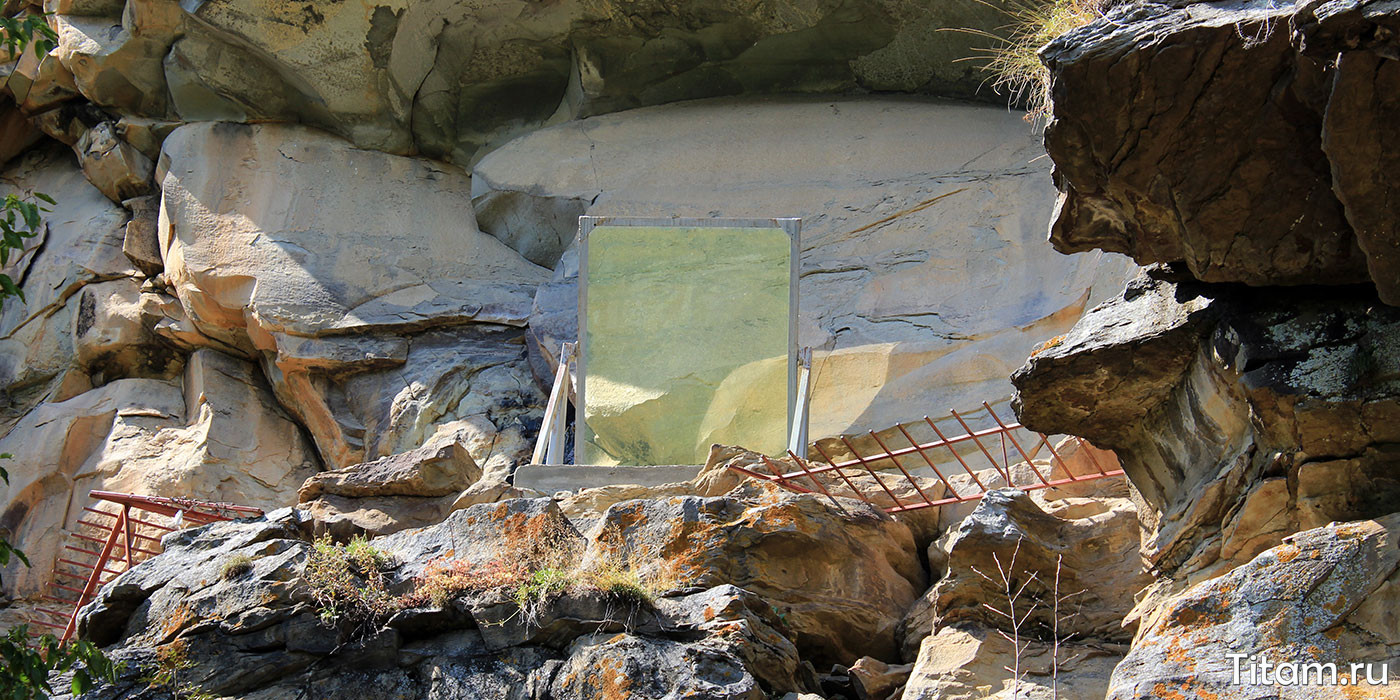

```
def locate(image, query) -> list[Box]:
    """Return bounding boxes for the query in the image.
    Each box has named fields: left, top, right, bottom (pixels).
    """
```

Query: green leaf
left=19, top=201, right=38, bottom=232
left=0, top=275, right=22, bottom=301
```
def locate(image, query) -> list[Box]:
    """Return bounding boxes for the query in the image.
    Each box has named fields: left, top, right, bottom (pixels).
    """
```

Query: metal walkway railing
left=729, top=402, right=1124, bottom=514
left=28, top=491, right=262, bottom=642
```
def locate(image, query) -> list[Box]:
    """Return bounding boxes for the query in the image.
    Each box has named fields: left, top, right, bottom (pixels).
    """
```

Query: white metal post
left=787, top=346, right=812, bottom=457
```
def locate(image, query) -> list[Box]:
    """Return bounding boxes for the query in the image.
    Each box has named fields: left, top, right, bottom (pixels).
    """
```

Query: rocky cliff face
left=0, top=0, right=1134, bottom=613
left=1, top=0, right=1397, bottom=698
left=1012, top=0, right=1400, bottom=697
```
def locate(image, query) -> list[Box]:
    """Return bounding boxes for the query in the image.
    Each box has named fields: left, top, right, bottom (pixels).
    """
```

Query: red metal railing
left=729, top=401, right=1124, bottom=514
left=28, top=491, right=263, bottom=642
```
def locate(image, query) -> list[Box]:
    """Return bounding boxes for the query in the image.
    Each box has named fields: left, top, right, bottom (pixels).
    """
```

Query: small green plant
left=142, top=644, right=215, bottom=700
left=513, top=567, right=571, bottom=608
left=0, top=192, right=53, bottom=307
left=947, top=0, right=1122, bottom=122
left=220, top=554, right=253, bottom=581
left=0, top=12, right=57, bottom=58
left=304, top=535, right=396, bottom=630
left=587, top=562, right=651, bottom=606
left=512, top=567, right=572, bottom=627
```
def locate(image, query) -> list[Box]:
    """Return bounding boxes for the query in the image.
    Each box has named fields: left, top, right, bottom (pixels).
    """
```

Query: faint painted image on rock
left=581, top=222, right=795, bottom=466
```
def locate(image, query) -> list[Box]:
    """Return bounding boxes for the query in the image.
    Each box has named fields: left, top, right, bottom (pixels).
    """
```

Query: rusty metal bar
left=982, top=402, right=1050, bottom=488
left=62, top=507, right=126, bottom=642
left=866, top=430, right=934, bottom=507
left=894, top=423, right=960, bottom=498
left=785, top=451, right=849, bottom=514
left=83, top=506, right=178, bottom=533
left=821, top=422, right=1029, bottom=472
left=726, top=396, right=1128, bottom=516
left=949, top=409, right=1012, bottom=484
left=886, top=469, right=1127, bottom=512
left=1040, top=433, right=1076, bottom=482
left=757, top=455, right=814, bottom=494
left=1074, top=436, right=1112, bottom=477
left=924, top=416, right=989, bottom=492
left=811, top=441, right=877, bottom=504
left=839, top=435, right=905, bottom=509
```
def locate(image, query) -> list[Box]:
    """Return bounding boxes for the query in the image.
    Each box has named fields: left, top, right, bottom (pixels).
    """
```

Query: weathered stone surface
left=300, top=443, right=480, bottom=501
left=1014, top=274, right=1400, bottom=594
left=551, top=632, right=764, bottom=700
left=8, top=43, right=79, bottom=113
left=1042, top=0, right=1400, bottom=301
left=158, top=122, right=549, bottom=468
left=298, top=442, right=486, bottom=537
left=0, top=349, right=320, bottom=599
left=75, top=120, right=153, bottom=202
left=584, top=483, right=925, bottom=665
left=119, top=193, right=161, bottom=276
left=71, top=276, right=180, bottom=380
left=159, top=121, right=546, bottom=342
left=900, top=489, right=1148, bottom=659
left=42, top=0, right=1037, bottom=163
left=1108, top=515, right=1400, bottom=700
left=0, top=100, right=44, bottom=165
left=901, top=624, right=1124, bottom=700
left=51, top=4, right=181, bottom=118
left=71, top=495, right=829, bottom=699
left=334, top=325, right=545, bottom=479
left=0, top=143, right=133, bottom=429
left=79, top=511, right=310, bottom=645
left=375, top=498, right=580, bottom=586
left=848, top=656, right=911, bottom=700
left=1300, top=0, right=1400, bottom=306
left=482, top=97, right=1132, bottom=438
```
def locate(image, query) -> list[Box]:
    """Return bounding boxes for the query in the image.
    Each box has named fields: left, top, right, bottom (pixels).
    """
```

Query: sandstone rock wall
left=0, top=0, right=1146, bottom=640
left=480, top=96, right=1132, bottom=440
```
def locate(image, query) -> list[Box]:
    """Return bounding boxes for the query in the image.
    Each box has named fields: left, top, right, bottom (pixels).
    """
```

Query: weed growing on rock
left=398, top=558, right=526, bottom=608
left=220, top=554, right=253, bottom=581
left=305, top=535, right=396, bottom=629
left=947, top=0, right=1124, bottom=122
left=143, top=644, right=215, bottom=700
left=586, top=561, right=652, bottom=606
left=513, top=567, right=573, bottom=627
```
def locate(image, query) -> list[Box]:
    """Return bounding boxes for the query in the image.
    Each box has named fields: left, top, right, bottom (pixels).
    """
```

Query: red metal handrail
left=730, top=402, right=1125, bottom=515
left=28, top=491, right=264, bottom=643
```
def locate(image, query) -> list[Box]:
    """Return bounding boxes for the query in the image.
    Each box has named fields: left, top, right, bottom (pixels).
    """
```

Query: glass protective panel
left=582, top=223, right=793, bottom=465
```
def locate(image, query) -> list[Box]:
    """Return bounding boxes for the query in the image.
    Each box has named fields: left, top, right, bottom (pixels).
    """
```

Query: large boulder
left=297, top=442, right=485, bottom=537
left=0, top=349, right=320, bottom=599
left=901, top=624, right=1124, bottom=700
left=1013, top=271, right=1400, bottom=603
left=76, top=499, right=827, bottom=699
left=1108, top=514, right=1400, bottom=699
left=50, top=0, right=1039, bottom=163
left=157, top=121, right=549, bottom=469
left=900, top=489, right=1149, bottom=659
left=1042, top=0, right=1400, bottom=303
left=476, top=97, right=1132, bottom=437
left=582, top=483, right=926, bottom=666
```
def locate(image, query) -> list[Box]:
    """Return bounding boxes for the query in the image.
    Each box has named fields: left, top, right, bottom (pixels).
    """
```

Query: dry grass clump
left=952, top=0, right=1124, bottom=122
left=312, top=511, right=690, bottom=635
left=398, top=558, right=526, bottom=608
left=305, top=535, right=397, bottom=627
left=220, top=553, right=253, bottom=581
